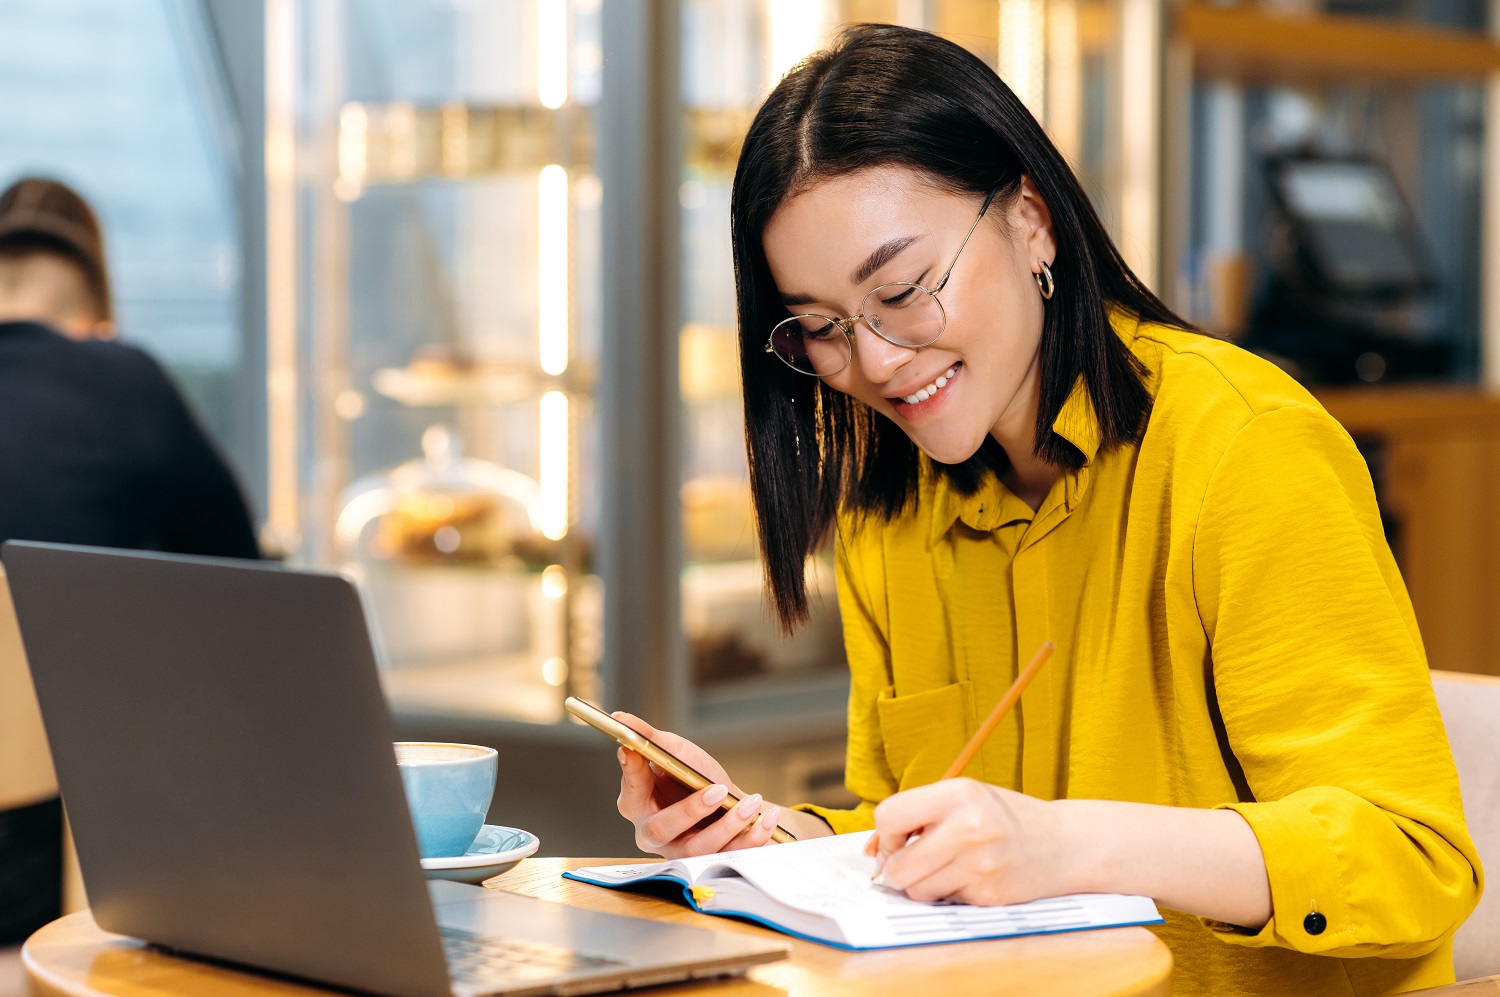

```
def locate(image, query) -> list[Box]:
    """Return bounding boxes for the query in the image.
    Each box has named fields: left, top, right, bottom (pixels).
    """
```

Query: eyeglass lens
left=769, top=283, right=944, bottom=375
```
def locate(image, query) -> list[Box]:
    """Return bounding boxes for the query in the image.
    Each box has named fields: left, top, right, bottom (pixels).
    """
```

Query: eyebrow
left=777, top=235, right=922, bottom=306
left=851, top=236, right=920, bottom=286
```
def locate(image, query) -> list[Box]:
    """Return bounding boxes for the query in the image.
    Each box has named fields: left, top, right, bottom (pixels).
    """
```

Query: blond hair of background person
left=0, top=176, right=260, bottom=946
left=610, top=24, right=1480, bottom=997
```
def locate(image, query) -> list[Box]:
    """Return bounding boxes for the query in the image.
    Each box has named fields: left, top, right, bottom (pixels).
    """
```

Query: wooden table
left=22, top=858, right=1173, bottom=997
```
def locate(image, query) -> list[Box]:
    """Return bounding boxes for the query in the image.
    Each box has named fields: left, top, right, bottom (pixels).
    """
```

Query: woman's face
left=761, top=166, right=1054, bottom=465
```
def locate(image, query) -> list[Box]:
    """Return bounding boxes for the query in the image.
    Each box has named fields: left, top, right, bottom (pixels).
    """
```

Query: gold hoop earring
left=1033, top=260, right=1055, bottom=301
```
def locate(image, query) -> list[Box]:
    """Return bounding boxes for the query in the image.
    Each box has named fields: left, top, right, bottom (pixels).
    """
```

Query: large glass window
left=0, top=1, right=242, bottom=453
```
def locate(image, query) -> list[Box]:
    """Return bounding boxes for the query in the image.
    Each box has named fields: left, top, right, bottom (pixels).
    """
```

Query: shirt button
left=1304, top=912, right=1327, bottom=935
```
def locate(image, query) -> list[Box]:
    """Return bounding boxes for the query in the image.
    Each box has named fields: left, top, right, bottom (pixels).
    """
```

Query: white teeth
left=900, top=365, right=959, bottom=406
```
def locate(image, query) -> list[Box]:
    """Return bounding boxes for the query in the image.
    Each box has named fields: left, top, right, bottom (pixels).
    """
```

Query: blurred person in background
left=0, top=176, right=259, bottom=946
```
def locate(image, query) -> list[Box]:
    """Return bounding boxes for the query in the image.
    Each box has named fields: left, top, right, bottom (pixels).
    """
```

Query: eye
left=787, top=314, right=840, bottom=341
left=878, top=285, right=918, bottom=307
left=801, top=320, right=839, bottom=341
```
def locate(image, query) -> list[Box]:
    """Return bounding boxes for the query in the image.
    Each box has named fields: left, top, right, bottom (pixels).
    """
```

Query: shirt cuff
left=1206, top=797, right=1348, bottom=953
left=791, top=802, right=875, bottom=836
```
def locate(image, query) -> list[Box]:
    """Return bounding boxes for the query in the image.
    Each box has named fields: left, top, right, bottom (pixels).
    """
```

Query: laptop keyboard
left=440, top=925, right=626, bottom=987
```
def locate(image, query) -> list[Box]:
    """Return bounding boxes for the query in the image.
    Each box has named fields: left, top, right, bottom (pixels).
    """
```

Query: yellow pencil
left=867, top=640, right=1056, bottom=866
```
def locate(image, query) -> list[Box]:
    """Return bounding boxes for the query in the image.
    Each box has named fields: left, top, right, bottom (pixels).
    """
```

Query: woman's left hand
left=871, top=779, right=1083, bottom=906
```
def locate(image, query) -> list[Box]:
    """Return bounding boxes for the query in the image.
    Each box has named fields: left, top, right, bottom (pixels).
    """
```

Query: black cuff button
left=1303, top=912, right=1327, bottom=936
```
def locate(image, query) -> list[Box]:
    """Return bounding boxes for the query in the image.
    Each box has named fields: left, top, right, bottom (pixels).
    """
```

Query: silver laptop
left=2, top=541, right=786, bottom=997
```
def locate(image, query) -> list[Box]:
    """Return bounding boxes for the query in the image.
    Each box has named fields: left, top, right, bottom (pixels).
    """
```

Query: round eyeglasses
left=765, top=188, right=998, bottom=377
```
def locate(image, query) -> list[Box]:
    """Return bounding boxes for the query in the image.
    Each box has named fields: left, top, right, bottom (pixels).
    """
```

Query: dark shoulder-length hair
left=733, top=23, right=1191, bottom=630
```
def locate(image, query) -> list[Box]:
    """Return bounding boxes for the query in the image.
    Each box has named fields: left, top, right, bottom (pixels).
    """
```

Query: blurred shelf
left=1316, top=384, right=1500, bottom=434
left=340, top=103, right=754, bottom=187
left=371, top=359, right=596, bottom=407
left=1177, top=3, right=1500, bottom=85
left=1314, top=385, right=1500, bottom=678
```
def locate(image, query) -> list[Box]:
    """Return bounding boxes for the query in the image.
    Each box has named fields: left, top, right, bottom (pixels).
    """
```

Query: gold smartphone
left=564, top=696, right=796, bottom=844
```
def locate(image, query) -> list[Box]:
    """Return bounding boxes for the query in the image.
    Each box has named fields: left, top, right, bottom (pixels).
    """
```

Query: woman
left=613, top=24, right=1479, bottom=996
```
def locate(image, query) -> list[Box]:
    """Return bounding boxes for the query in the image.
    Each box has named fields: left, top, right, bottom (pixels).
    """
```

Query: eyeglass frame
left=764, top=186, right=1001, bottom=377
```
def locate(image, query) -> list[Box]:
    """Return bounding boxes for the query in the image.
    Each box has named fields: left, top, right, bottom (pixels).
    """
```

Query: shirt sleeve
left=1193, top=403, right=1482, bottom=958
left=794, top=514, right=896, bottom=835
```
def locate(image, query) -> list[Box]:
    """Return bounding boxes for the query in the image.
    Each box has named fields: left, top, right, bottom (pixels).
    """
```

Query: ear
left=1016, top=175, right=1057, bottom=272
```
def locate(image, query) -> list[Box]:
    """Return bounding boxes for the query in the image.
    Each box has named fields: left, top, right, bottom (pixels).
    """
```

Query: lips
left=889, top=362, right=961, bottom=417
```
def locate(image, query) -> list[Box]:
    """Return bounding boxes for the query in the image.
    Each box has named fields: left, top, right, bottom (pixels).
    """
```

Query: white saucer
left=421, top=825, right=540, bottom=884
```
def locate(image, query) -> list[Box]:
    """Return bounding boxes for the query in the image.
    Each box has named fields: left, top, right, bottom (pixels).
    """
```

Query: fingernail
left=735, top=793, right=762, bottom=819
left=764, top=806, right=780, bottom=831
left=703, top=784, right=729, bottom=806
left=617, top=747, right=626, bottom=766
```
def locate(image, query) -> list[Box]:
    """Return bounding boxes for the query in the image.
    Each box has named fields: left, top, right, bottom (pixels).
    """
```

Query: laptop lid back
left=2, top=541, right=452, bottom=997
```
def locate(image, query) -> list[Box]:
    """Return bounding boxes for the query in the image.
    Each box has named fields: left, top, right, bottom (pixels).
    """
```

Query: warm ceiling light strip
left=538, top=164, right=569, bottom=376
left=538, top=0, right=568, bottom=109
left=1000, top=0, right=1047, bottom=120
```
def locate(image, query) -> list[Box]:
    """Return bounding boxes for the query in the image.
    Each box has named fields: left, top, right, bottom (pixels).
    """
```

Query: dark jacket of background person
left=0, top=319, right=259, bottom=557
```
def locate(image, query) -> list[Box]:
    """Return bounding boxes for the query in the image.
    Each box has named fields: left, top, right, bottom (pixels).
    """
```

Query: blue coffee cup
left=394, top=741, right=498, bottom=859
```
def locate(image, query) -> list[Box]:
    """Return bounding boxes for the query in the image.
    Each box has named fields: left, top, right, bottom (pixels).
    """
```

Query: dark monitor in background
left=1266, top=156, right=1437, bottom=299
left=1247, top=154, right=1452, bottom=385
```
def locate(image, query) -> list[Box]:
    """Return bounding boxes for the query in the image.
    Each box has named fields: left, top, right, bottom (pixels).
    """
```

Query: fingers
left=723, top=805, right=782, bottom=852
left=611, top=711, right=658, bottom=739
left=616, top=745, right=665, bottom=815
left=873, top=781, right=953, bottom=840
left=633, top=782, right=733, bottom=853
left=870, top=782, right=953, bottom=868
left=675, top=795, right=774, bottom=857
left=879, top=827, right=959, bottom=892
left=612, top=712, right=733, bottom=785
left=616, top=745, right=648, bottom=795
left=610, top=712, right=776, bottom=857
left=895, top=854, right=968, bottom=904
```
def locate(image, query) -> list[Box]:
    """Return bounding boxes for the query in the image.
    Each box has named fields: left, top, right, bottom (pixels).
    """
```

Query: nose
left=852, top=321, right=916, bottom=385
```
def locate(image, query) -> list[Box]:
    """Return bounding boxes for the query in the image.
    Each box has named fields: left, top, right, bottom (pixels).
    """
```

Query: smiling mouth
left=890, top=362, right=960, bottom=410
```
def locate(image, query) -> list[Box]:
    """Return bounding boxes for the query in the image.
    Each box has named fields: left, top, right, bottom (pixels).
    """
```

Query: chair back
left=1432, top=669, right=1500, bottom=982
left=0, top=563, right=57, bottom=809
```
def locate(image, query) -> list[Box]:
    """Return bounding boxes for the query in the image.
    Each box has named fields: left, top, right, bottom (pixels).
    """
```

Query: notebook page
left=689, top=833, right=1160, bottom=948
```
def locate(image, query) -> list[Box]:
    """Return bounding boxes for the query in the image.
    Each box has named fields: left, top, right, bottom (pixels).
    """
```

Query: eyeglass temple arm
left=932, top=188, right=1000, bottom=294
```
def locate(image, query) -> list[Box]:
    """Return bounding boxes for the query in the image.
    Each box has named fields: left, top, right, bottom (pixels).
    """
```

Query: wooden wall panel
left=1319, top=389, right=1500, bottom=677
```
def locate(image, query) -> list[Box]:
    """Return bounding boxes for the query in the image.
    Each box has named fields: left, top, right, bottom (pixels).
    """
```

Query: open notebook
left=564, top=831, right=1162, bottom=951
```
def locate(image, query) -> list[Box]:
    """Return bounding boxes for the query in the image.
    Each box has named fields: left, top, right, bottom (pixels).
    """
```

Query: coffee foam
left=394, top=741, right=494, bottom=765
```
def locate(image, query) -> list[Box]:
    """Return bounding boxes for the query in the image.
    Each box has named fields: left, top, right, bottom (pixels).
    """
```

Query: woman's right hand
left=613, top=712, right=782, bottom=858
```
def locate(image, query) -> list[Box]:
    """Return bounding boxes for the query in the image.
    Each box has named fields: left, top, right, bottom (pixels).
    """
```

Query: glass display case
left=288, top=0, right=605, bottom=725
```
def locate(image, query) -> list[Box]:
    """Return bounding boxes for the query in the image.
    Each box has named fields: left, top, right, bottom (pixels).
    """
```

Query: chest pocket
left=877, top=680, right=976, bottom=790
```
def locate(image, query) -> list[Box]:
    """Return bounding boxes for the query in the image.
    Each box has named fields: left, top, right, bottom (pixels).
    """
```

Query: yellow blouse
left=801, top=314, right=1482, bottom=997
